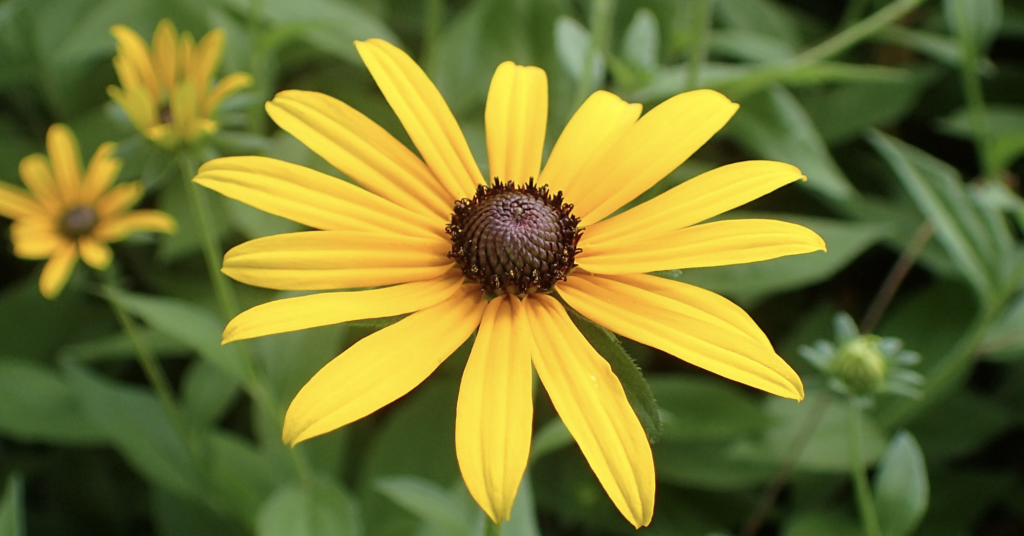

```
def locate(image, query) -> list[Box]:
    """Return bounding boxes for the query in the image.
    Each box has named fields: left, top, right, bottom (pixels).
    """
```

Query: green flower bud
left=831, top=335, right=888, bottom=395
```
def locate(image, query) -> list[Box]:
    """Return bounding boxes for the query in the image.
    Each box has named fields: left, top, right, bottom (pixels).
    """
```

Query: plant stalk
left=485, top=518, right=504, bottom=536
left=847, top=401, right=883, bottom=536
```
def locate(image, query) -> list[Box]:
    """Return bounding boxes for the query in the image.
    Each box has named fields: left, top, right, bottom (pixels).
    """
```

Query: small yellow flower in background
left=0, top=124, right=177, bottom=299
left=194, top=39, right=825, bottom=527
left=108, top=19, right=253, bottom=150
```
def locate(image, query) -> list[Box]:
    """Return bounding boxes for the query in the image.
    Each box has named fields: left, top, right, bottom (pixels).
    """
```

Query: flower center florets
left=60, top=205, right=98, bottom=239
left=446, top=179, right=582, bottom=297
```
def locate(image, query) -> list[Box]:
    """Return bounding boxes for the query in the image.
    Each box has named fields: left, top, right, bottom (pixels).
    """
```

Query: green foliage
left=874, top=431, right=929, bottom=536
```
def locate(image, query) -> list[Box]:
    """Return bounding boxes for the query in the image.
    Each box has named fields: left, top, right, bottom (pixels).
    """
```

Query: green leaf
left=801, top=80, right=925, bottom=145
left=940, top=105, right=1024, bottom=171
left=868, top=130, right=1001, bottom=300
left=0, top=358, right=103, bottom=444
left=554, top=16, right=605, bottom=90
left=375, top=477, right=472, bottom=536
left=654, top=442, right=776, bottom=490
left=62, top=362, right=202, bottom=495
left=181, top=360, right=242, bottom=425
left=874, top=431, right=930, bottom=536
left=207, top=431, right=285, bottom=522
left=0, top=276, right=113, bottom=361
left=59, top=328, right=190, bottom=362
left=565, top=308, right=662, bottom=443
left=0, top=475, right=25, bottom=536
left=783, top=511, right=861, bottom=536
left=105, top=288, right=249, bottom=382
left=621, top=8, right=659, bottom=70
left=980, top=291, right=1024, bottom=360
left=943, top=0, right=1003, bottom=52
left=647, top=374, right=767, bottom=442
left=151, top=488, right=247, bottom=536
left=256, top=477, right=360, bottom=536
left=529, top=417, right=573, bottom=461
left=499, top=472, right=541, bottom=536
left=709, top=30, right=797, bottom=62
left=716, top=0, right=802, bottom=47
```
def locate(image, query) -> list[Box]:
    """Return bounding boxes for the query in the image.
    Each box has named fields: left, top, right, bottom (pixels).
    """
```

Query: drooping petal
left=0, top=181, right=42, bottom=219
left=110, top=25, right=161, bottom=100
left=80, top=142, right=122, bottom=205
left=578, top=219, right=826, bottom=274
left=355, top=39, right=482, bottom=200
left=222, top=230, right=453, bottom=291
left=194, top=156, right=443, bottom=238
left=558, top=273, right=804, bottom=399
left=95, top=182, right=143, bottom=217
left=151, top=19, right=178, bottom=95
left=583, top=161, right=805, bottom=246
left=539, top=91, right=641, bottom=202
left=92, top=210, right=177, bottom=242
left=18, top=154, right=62, bottom=214
left=46, top=125, right=83, bottom=205
left=266, top=90, right=452, bottom=219
left=39, top=242, right=78, bottom=299
left=485, top=62, right=547, bottom=186
left=203, top=72, right=252, bottom=116
left=283, top=284, right=486, bottom=445
left=222, top=270, right=465, bottom=343
left=10, top=219, right=61, bottom=259
left=525, top=295, right=655, bottom=528
left=456, top=296, right=533, bottom=522
left=572, top=90, right=739, bottom=226
left=78, top=237, right=113, bottom=270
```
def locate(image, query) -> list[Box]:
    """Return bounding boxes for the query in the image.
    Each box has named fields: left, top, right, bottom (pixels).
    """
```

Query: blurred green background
left=1, top=0, right=1023, bottom=534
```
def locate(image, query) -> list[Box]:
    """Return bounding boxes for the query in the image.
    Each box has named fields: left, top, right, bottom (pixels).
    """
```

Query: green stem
left=796, top=0, right=926, bottom=66
left=484, top=518, right=504, bottom=536
left=686, top=0, right=713, bottom=91
left=839, top=0, right=874, bottom=29
left=424, top=0, right=444, bottom=60
left=847, top=401, right=882, bottom=536
left=951, top=0, right=997, bottom=181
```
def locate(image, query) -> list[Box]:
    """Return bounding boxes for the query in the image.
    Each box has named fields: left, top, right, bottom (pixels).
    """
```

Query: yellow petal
left=222, top=230, right=453, bottom=291
left=92, top=209, right=177, bottom=242
left=18, top=154, right=62, bottom=214
left=572, top=90, right=739, bottom=226
left=539, top=91, right=641, bottom=202
left=0, top=181, right=42, bottom=219
left=525, top=295, right=655, bottom=528
left=10, top=219, right=61, bottom=259
left=151, top=19, right=178, bottom=95
left=108, top=82, right=158, bottom=132
left=223, top=270, right=465, bottom=343
left=355, top=39, right=482, bottom=200
left=485, top=62, right=547, bottom=186
left=203, top=72, right=252, bottom=116
left=111, top=24, right=161, bottom=100
left=170, top=80, right=199, bottom=142
left=558, top=273, right=804, bottom=399
left=266, top=90, right=452, bottom=220
left=578, top=219, right=827, bottom=274
left=39, top=241, right=78, bottom=299
left=283, top=284, right=486, bottom=444
left=45, top=125, right=83, bottom=205
left=584, top=161, right=805, bottom=246
left=195, top=156, right=442, bottom=238
left=95, top=182, right=143, bottom=217
left=190, top=28, right=226, bottom=105
left=79, top=142, right=123, bottom=205
left=78, top=237, right=113, bottom=270
left=456, top=296, right=533, bottom=522
left=178, top=31, right=194, bottom=83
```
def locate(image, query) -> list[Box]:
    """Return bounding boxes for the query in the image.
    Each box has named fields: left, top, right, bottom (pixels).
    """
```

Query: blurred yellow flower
left=108, top=19, right=252, bottom=150
left=0, top=124, right=176, bottom=299
left=194, top=39, right=824, bottom=527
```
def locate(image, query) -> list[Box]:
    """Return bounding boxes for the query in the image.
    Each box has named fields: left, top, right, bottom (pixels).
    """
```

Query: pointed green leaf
left=874, top=431, right=930, bottom=536
left=0, top=358, right=102, bottom=444
left=257, top=477, right=360, bottom=536
left=375, top=477, right=471, bottom=536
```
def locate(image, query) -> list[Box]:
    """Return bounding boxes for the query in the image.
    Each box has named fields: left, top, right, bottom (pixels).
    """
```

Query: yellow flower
left=0, top=124, right=177, bottom=299
left=107, top=19, right=253, bottom=150
left=194, top=39, right=825, bottom=527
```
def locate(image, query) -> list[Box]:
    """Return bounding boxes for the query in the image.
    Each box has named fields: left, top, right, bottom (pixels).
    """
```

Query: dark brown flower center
left=446, top=178, right=582, bottom=296
left=60, top=206, right=98, bottom=239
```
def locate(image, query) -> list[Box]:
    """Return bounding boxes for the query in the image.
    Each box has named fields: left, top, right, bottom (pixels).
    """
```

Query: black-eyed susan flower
left=108, top=19, right=252, bottom=150
left=194, top=39, right=825, bottom=527
left=0, top=124, right=176, bottom=299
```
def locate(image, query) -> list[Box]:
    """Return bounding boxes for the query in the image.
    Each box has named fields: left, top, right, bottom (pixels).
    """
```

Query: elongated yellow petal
left=223, top=270, right=465, bottom=343
left=92, top=209, right=177, bottom=242
left=203, top=72, right=252, bottom=116
left=355, top=39, right=482, bottom=200
left=190, top=28, right=226, bottom=104
left=39, top=242, right=78, bottom=299
left=222, top=230, right=453, bottom=291
left=108, top=82, right=158, bottom=132
left=111, top=25, right=160, bottom=100
left=170, top=80, right=199, bottom=142
left=485, top=62, right=547, bottom=186
left=10, top=219, right=61, bottom=259
left=584, top=161, right=805, bottom=246
left=80, top=142, right=122, bottom=205
left=195, top=156, right=443, bottom=238
left=283, top=284, right=486, bottom=444
left=46, top=125, right=82, bottom=205
left=456, top=296, right=533, bottom=522
left=526, top=295, right=655, bottom=528
left=19, top=154, right=62, bottom=214
left=78, top=237, right=113, bottom=270
left=0, top=181, right=41, bottom=219
left=539, top=91, right=641, bottom=202
left=266, top=90, right=452, bottom=220
left=95, top=182, right=143, bottom=217
left=178, top=31, right=194, bottom=84
left=558, top=274, right=804, bottom=399
left=578, top=219, right=826, bottom=274
left=152, top=19, right=178, bottom=95
left=573, top=90, right=739, bottom=226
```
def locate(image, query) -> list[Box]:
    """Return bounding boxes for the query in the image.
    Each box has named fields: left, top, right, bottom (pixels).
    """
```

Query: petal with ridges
left=558, top=274, right=803, bottom=399
left=92, top=209, right=177, bottom=242
left=456, top=296, right=533, bottom=522
left=283, top=284, right=486, bottom=444
left=222, top=230, right=453, bottom=291
left=195, top=156, right=441, bottom=237
left=573, top=90, right=738, bottom=226
left=80, top=142, right=122, bottom=205
left=578, top=219, right=827, bottom=274
left=19, top=154, right=62, bottom=214
left=223, top=270, right=465, bottom=343
left=583, top=161, right=805, bottom=246
left=111, top=25, right=160, bottom=100
left=204, top=72, right=252, bottom=116
left=539, top=91, right=641, bottom=202
left=355, top=39, right=482, bottom=200
left=0, top=181, right=42, bottom=219
left=79, top=237, right=113, bottom=270
left=485, top=62, right=547, bottom=186
left=267, top=90, right=452, bottom=219
left=39, top=242, right=78, bottom=299
left=526, top=295, right=655, bottom=528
